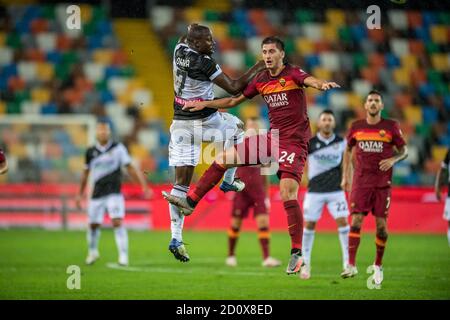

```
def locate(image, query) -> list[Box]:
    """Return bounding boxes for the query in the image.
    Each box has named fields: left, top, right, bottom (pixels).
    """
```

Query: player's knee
left=280, top=188, right=297, bottom=202
left=256, top=214, right=269, bottom=228
left=112, top=219, right=122, bottom=228
left=90, top=223, right=100, bottom=230
left=376, top=228, right=388, bottom=240
left=305, top=221, right=316, bottom=230
left=350, top=225, right=361, bottom=234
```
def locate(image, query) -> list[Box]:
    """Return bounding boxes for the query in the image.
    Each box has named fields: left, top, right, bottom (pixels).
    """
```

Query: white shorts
left=169, top=112, right=244, bottom=167
left=444, top=197, right=450, bottom=221
left=87, top=193, right=125, bottom=224
left=303, top=191, right=349, bottom=222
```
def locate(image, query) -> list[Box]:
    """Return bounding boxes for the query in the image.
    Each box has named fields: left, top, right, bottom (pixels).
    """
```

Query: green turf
left=0, top=229, right=449, bottom=299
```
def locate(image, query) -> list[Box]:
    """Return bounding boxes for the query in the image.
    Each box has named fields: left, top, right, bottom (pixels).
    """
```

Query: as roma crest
left=279, top=78, right=286, bottom=87
left=379, top=129, right=386, bottom=137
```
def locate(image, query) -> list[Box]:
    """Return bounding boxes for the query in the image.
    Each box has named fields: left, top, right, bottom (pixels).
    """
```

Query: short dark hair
left=319, top=109, right=335, bottom=117
left=261, top=36, right=285, bottom=51
left=186, top=24, right=210, bottom=45
left=366, top=90, right=383, bottom=100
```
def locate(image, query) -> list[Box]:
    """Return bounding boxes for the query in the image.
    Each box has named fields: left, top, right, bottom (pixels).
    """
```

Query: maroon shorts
left=234, top=134, right=308, bottom=183
left=350, top=187, right=392, bottom=218
left=232, top=192, right=267, bottom=219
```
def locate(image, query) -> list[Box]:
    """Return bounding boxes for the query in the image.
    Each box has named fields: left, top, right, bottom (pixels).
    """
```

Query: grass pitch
left=0, top=229, right=449, bottom=299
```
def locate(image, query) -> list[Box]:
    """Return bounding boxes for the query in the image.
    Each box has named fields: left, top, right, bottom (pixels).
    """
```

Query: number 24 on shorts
left=279, top=151, right=295, bottom=164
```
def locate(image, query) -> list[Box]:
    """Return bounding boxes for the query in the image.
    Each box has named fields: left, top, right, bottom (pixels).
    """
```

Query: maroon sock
left=228, top=227, right=240, bottom=256
left=375, top=235, right=387, bottom=266
left=283, top=200, right=303, bottom=250
left=187, top=162, right=227, bottom=205
left=257, top=227, right=270, bottom=259
left=348, top=226, right=361, bottom=266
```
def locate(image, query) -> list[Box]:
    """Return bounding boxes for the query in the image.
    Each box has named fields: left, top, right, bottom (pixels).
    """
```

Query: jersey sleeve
left=199, top=55, right=222, bottom=81
left=346, top=124, right=356, bottom=148
left=84, top=149, right=92, bottom=170
left=292, top=67, right=311, bottom=86
left=118, top=143, right=132, bottom=167
left=392, top=121, right=406, bottom=148
left=243, top=76, right=259, bottom=99
left=442, top=149, right=450, bottom=170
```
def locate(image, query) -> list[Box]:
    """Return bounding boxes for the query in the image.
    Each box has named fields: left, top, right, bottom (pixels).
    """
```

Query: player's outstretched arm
left=183, top=94, right=247, bottom=112
left=213, top=60, right=266, bottom=95
left=341, top=146, right=353, bottom=192
left=126, top=164, right=152, bottom=199
left=379, top=145, right=408, bottom=172
left=76, top=169, right=89, bottom=210
left=304, top=76, right=340, bottom=91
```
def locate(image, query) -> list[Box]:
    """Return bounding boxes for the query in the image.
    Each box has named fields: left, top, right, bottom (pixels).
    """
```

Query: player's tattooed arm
left=379, top=145, right=408, bottom=172
left=126, top=164, right=152, bottom=199
left=341, top=145, right=353, bottom=192
left=434, top=167, right=448, bottom=202
left=183, top=94, right=248, bottom=112
left=75, top=169, right=90, bottom=210
left=303, top=76, right=340, bottom=91
left=213, top=60, right=266, bottom=95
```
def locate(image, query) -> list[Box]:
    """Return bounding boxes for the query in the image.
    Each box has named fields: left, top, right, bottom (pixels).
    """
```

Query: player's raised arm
left=304, top=76, right=340, bottom=91
left=213, top=60, right=266, bottom=95
left=183, top=94, right=247, bottom=112
left=76, top=168, right=89, bottom=210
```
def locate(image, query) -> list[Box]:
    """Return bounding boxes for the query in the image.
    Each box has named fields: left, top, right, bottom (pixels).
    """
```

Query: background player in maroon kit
left=163, top=36, right=340, bottom=275
left=0, top=148, right=7, bottom=175
left=226, top=117, right=281, bottom=268
left=340, top=90, right=408, bottom=285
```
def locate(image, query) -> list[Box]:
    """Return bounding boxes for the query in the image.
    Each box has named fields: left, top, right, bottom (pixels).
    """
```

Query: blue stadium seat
left=422, top=106, right=438, bottom=123
left=418, top=83, right=435, bottom=98
left=46, top=51, right=61, bottom=64
left=386, top=53, right=400, bottom=68
left=414, top=26, right=430, bottom=41
left=422, top=12, right=438, bottom=26
left=41, top=103, right=57, bottom=114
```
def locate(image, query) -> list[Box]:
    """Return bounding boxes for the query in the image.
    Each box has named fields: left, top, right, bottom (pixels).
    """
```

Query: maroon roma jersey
left=236, top=165, right=266, bottom=197
left=346, top=118, right=406, bottom=188
left=243, top=64, right=312, bottom=144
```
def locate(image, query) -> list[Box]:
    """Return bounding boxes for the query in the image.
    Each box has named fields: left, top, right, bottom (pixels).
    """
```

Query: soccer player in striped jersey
left=300, top=110, right=349, bottom=280
left=435, top=148, right=450, bottom=246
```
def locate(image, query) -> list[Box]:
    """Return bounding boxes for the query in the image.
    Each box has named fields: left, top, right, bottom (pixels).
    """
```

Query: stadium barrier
left=0, top=184, right=446, bottom=233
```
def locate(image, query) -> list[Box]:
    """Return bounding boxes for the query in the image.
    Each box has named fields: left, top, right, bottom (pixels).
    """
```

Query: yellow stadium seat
left=118, top=91, right=132, bottom=105
left=239, top=104, right=259, bottom=120
left=208, top=22, right=228, bottom=41
left=322, top=24, right=338, bottom=42
left=0, top=32, right=5, bottom=46
left=68, top=156, right=84, bottom=173
left=431, top=53, right=448, bottom=72
left=93, top=49, right=113, bottom=65
left=401, top=55, right=418, bottom=70
left=393, top=68, right=411, bottom=86
left=432, top=145, right=448, bottom=162
left=10, top=144, right=27, bottom=157
left=140, top=104, right=160, bottom=121
left=295, top=38, right=314, bottom=55
left=0, top=101, right=6, bottom=114
left=312, top=67, right=331, bottom=81
left=430, top=25, right=448, bottom=44
left=79, top=4, right=93, bottom=23
left=128, top=78, right=145, bottom=90
left=68, top=127, right=88, bottom=146
left=36, top=63, right=54, bottom=82
left=184, top=8, right=204, bottom=23
left=403, top=105, right=422, bottom=125
left=326, top=9, right=345, bottom=27
left=130, top=143, right=149, bottom=159
left=347, top=93, right=363, bottom=109
left=31, top=88, right=51, bottom=104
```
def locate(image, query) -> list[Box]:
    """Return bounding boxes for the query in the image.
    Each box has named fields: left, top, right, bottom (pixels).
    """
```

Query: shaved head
left=186, top=23, right=214, bottom=55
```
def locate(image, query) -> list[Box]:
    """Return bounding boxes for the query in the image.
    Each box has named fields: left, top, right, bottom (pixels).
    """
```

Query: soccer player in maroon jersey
left=0, top=148, right=7, bottom=175
left=163, top=36, right=340, bottom=275
left=226, top=117, right=281, bottom=268
left=340, top=90, right=408, bottom=284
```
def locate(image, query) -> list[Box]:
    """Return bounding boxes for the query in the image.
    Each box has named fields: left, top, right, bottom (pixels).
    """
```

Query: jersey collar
left=317, top=132, right=335, bottom=145
left=96, top=140, right=113, bottom=153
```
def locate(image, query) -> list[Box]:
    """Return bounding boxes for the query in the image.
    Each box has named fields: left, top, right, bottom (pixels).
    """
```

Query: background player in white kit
left=300, top=110, right=350, bottom=279
left=434, top=148, right=450, bottom=246
left=76, top=121, right=151, bottom=266
left=167, top=24, right=265, bottom=262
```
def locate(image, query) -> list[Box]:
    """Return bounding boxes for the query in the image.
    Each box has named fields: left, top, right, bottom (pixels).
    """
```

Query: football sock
left=169, top=185, right=188, bottom=242
left=87, top=227, right=100, bottom=253
left=114, top=225, right=128, bottom=257
left=257, top=227, right=270, bottom=260
left=302, top=228, right=315, bottom=265
left=228, top=226, right=240, bottom=256
left=447, top=227, right=450, bottom=247
left=348, top=226, right=361, bottom=266
left=283, top=200, right=303, bottom=251
left=374, top=234, right=388, bottom=266
left=338, top=225, right=350, bottom=268
left=187, top=162, right=227, bottom=205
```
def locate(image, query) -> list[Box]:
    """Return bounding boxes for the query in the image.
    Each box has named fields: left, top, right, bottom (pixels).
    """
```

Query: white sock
left=338, top=225, right=350, bottom=268
left=114, top=226, right=128, bottom=257
left=447, top=227, right=450, bottom=247
left=302, top=228, right=315, bottom=266
left=222, top=138, right=237, bottom=184
left=87, top=227, right=100, bottom=253
left=170, top=185, right=188, bottom=242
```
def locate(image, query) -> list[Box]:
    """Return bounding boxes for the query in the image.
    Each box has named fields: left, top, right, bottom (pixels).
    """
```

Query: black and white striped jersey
left=441, top=148, right=450, bottom=197
left=307, top=133, right=346, bottom=193
left=172, top=42, right=223, bottom=120
left=85, top=141, right=131, bottom=199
